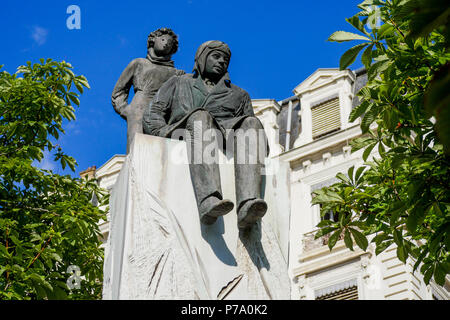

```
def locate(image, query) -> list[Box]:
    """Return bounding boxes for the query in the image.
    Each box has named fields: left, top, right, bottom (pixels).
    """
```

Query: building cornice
left=252, top=99, right=281, bottom=115
left=293, top=240, right=369, bottom=278
left=277, top=124, right=362, bottom=165
left=293, top=69, right=356, bottom=97
left=96, top=154, right=126, bottom=177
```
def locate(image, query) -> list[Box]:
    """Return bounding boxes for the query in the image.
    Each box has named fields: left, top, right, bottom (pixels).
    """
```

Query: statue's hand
left=119, top=104, right=131, bottom=120
left=175, top=69, right=186, bottom=76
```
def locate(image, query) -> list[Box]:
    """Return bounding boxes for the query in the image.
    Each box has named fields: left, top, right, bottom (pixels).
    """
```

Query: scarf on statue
left=146, top=49, right=175, bottom=67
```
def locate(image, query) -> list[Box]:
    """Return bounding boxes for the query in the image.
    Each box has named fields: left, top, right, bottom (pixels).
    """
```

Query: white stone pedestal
left=102, top=133, right=291, bottom=299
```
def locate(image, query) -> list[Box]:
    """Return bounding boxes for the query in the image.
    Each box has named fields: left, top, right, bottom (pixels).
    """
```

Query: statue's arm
left=111, top=59, right=138, bottom=119
left=143, top=75, right=178, bottom=137
left=235, top=91, right=255, bottom=117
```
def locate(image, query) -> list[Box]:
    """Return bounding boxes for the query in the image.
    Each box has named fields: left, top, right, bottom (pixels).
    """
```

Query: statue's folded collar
left=146, top=50, right=175, bottom=67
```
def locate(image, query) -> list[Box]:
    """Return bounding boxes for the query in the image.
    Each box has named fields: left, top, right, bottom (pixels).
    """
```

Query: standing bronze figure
left=143, top=40, right=268, bottom=229
left=112, top=28, right=184, bottom=153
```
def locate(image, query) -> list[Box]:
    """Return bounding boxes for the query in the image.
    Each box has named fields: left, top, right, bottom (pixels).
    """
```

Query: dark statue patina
left=143, top=40, right=268, bottom=229
left=111, top=28, right=184, bottom=153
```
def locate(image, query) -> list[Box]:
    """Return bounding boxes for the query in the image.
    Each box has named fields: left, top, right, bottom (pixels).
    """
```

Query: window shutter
left=315, top=279, right=359, bottom=300
left=315, top=286, right=358, bottom=300
left=311, top=97, right=340, bottom=138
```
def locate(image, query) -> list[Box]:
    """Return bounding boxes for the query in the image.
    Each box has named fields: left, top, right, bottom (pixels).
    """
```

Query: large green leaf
left=349, top=100, right=370, bottom=122
left=346, top=16, right=371, bottom=36
left=361, top=43, right=374, bottom=68
left=349, top=228, right=368, bottom=251
left=340, top=43, right=369, bottom=70
left=328, top=31, right=371, bottom=42
left=344, top=229, right=354, bottom=251
left=328, top=229, right=342, bottom=250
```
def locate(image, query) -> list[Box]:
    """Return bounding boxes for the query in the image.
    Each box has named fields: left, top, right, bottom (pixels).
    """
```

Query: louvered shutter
left=314, top=279, right=359, bottom=300
left=315, top=286, right=358, bottom=300
left=311, top=97, right=341, bottom=138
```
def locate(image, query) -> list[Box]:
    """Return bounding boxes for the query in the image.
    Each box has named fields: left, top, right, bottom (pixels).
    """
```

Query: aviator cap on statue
left=193, top=40, right=231, bottom=77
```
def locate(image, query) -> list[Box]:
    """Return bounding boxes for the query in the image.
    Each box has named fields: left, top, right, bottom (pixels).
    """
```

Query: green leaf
left=349, top=100, right=370, bottom=123
left=344, top=229, right=354, bottom=251
left=406, top=204, right=425, bottom=233
left=396, top=245, right=408, bottom=263
left=33, top=283, right=48, bottom=299
left=336, top=172, right=351, bottom=184
left=53, top=286, right=68, bottom=300
left=317, top=219, right=334, bottom=228
left=423, top=265, right=434, bottom=284
left=361, top=105, right=378, bottom=134
left=413, top=249, right=428, bottom=272
left=429, top=231, right=444, bottom=255
left=354, top=166, right=366, bottom=184
left=391, top=153, right=404, bottom=169
left=347, top=166, right=355, bottom=182
left=393, top=229, right=403, bottom=247
left=314, top=226, right=338, bottom=239
left=312, top=190, right=344, bottom=204
left=368, top=59, right=391, bottom=81
left=328, top=229, right=342, bottom=250
left=361, top=43, right=374, bottom=69
left=68, top=94, right=80, bottom=106
left=377, top=141, right=385, bottom=155
left=328, top=31, right=371, bottom=42
left=339, top=43, right=368, bottom=70
left=9, top=235, right=22, bottom=245
left=434, top=264, right=446, bottom=286
left=0, top=266, right=6, bottom=277
left=349, top=228, right=368, bottom=251
left=377, top=23, right=395, bottom=38
left=346, top=15, right=371, bottom=36
left=362, top=143, right=376, bottom=161
left=375, top=240, right=393, bottom=256
left=351, top=136, right=375, bottom=152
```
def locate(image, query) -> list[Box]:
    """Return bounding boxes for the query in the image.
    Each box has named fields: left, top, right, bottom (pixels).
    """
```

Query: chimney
left=80, top=166, right=96, bottom=180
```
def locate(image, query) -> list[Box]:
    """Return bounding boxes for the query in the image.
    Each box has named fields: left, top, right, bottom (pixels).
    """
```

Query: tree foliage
left=313, top=0, right=450, bottom=286
left=0, top=59, right=108, bottom=299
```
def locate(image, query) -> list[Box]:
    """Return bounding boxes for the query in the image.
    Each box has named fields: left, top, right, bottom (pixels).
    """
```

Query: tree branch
left=25, top=235, right=53, bottom=272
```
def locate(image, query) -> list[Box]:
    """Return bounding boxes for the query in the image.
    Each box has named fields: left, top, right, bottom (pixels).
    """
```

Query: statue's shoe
left=237, top=199, right=268, bottom=229
left=200, top=198, right=234, bottom=225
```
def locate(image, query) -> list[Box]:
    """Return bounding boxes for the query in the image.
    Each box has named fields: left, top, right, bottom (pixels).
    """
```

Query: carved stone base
left=102, top=134, right=291, bottom=299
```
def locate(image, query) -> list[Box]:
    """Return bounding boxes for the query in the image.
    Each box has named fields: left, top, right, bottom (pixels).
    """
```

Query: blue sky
left=1, top=0, right=363, bottom=176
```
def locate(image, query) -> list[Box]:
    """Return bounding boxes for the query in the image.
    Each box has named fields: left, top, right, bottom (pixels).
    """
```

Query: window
left=311, top=97, right=341, bottom=139
left=315, top=279, right=359, bottom=300
left=321, top=206, right=339, bottom=222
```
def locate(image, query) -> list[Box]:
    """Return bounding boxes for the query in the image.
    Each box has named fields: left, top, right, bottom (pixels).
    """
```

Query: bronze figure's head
left=147, top=28, right=179, bottom=56
left=193, top=40, right=231, bottom=80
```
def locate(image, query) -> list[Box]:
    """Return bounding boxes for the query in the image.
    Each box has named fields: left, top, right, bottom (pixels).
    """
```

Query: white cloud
left=65, top=122, right=81, bottom=135
left=117, top=35, right=128, bottom=47
left=31, top=26, right=48, bottom=46
left=34, top=150, right=57, bottom=172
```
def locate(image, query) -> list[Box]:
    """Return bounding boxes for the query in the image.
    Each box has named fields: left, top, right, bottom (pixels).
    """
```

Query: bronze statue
left=112, top=28, right=184, bottom=153
left=143, top=40, right=268, bottom=229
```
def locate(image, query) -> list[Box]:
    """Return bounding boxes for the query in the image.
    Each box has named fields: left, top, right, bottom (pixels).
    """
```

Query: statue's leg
left=126, top=112, right=143, bottom=154
left=234, top=116, right=268, bottom=229
left=185, top=110, right=233, bottom=224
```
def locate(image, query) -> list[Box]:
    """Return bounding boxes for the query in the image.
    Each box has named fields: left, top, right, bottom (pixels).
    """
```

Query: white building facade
left=88, top=68, right=449, bottom=300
